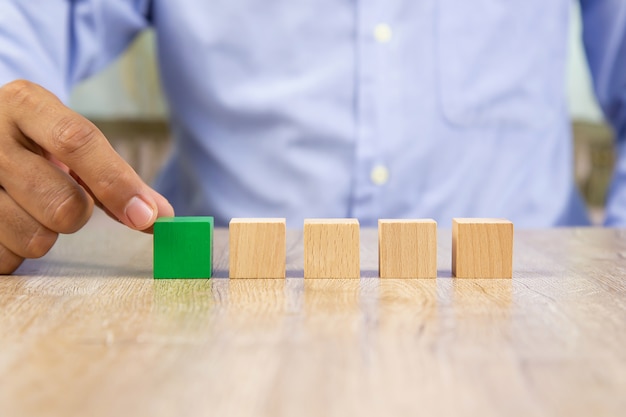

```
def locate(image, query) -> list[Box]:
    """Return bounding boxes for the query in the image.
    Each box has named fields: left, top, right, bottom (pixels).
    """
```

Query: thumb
left=72, top=171, right=175, bottom=230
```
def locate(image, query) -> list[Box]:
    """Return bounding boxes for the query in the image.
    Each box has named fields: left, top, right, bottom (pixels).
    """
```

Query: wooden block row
left=153, top=217, right=513, bottom=279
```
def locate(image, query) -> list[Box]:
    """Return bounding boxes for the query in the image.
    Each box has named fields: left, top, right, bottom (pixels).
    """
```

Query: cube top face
left=155, top=216, right=214, bottom=224
left=304, top=219, right=360, bottom=279
left=379, top=219, right=436, bottom=225
left=229, top=218, right=286, bottom=279
left=304, top=219, right=359, bottom=225
left=452, top=218, right=513, bottom=278
left=230, top=218, right=285, bottom=224
left=153, top=216, right=214, bottom=279
left=378, top=219, right=437, bottom=278
left=453, top=218, right=511, bottom=225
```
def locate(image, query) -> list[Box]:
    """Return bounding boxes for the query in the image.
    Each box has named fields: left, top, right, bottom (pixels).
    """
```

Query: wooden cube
left=229, top=218, right=286, bottom=278
left=452, top=218, right=513, bottom=278
left=304, top=219, right=360, bottom=279
left=378, top=219, right=437, bottom=278
left=153, top=217, right=214, bottom=279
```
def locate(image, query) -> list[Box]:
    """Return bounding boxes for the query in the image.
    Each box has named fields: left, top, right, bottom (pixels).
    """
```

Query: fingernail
left=125, top=196, right=155, bottom=229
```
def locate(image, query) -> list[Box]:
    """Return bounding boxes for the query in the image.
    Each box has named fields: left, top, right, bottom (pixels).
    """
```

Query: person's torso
left=150, top=0, right=588, bottom=227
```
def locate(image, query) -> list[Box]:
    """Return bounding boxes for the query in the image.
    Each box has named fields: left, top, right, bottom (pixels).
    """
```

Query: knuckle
left=1, top=79, right=38, bottom=107
left=94, top=168, right=127, bottom=202
left=22, top=226, right=57, bottom=258
left=46, top=185, right=92, bottom=233
left=50, top=116, right=97, bottom=157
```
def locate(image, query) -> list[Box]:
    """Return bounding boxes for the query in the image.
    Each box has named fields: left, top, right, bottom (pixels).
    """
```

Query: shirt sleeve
left=0, top=0, right=152, bottom=103
left=580, top=0, right=626, bottom=226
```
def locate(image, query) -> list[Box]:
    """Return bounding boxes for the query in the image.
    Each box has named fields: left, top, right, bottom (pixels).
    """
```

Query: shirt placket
left=350, top=1, right=393, bottom=225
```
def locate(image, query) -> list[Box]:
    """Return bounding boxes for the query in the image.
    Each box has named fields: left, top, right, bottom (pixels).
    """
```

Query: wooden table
left=1, top=213, right=625, bottom=417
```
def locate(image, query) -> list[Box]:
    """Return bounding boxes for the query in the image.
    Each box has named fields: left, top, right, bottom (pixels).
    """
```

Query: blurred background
left=69, top=4, right=614, bottom=224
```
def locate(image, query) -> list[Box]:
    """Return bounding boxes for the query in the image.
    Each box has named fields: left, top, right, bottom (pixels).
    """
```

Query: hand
left=0, top=80, right=174, bottom=274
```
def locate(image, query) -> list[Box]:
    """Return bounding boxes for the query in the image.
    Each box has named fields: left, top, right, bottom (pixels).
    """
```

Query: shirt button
left=370, top=165, right=390, bottom=185
left=374, top=23, right=393, bottom=43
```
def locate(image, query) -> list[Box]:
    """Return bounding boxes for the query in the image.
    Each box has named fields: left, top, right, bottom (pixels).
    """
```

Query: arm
left=580, top=0, right=626, bottom=225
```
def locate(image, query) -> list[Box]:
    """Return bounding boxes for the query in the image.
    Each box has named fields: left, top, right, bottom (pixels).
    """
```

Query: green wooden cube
left=153, top=217, right=214, bottom=279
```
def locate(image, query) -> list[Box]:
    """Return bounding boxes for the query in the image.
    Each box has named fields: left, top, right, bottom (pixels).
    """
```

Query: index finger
left=1, top=80, right=174, bottom=230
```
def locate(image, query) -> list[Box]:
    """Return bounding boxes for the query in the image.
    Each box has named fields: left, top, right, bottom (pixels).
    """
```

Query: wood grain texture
left=452, top=218, right=514, bottom=278
left=229, top=218, right=286, bottom=278
left=304, top=219, right=360, bottom=279
left=378, top=219, right=437, bottom=278
left=2, top=212, right=626, bottom=417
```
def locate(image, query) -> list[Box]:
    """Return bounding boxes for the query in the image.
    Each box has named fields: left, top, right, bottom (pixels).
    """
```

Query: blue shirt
left=1, top=0, right=625, bottom=228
